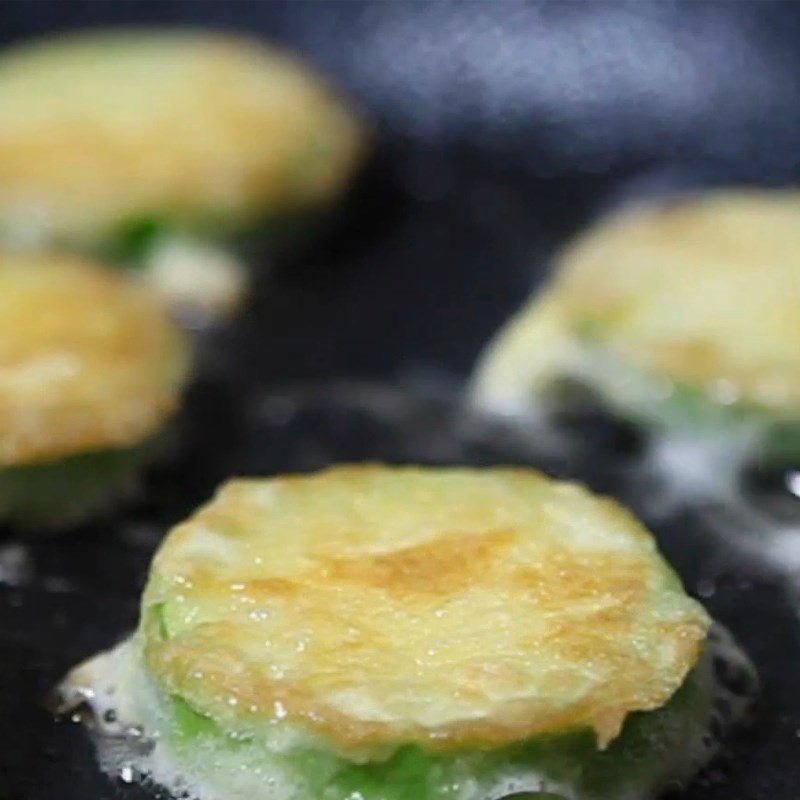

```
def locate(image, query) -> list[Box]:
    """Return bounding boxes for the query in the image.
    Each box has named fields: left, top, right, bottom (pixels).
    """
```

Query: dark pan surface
left=2, top=3, right=800, bottom=798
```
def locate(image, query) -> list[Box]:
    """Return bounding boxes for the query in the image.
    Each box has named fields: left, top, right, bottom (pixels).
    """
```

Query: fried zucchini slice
left=471, top=190, right=800, bottom=463
left=0, top=29, right=366, bottom=317
left=0, top=251, right=188, bottom=528
left=60, top=465, right=751, bottom=800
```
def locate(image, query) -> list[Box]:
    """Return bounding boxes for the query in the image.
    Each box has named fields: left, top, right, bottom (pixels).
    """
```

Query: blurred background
left=6, top=0, right=800, bottom=175
left=4, top=0, right=800, bottom=383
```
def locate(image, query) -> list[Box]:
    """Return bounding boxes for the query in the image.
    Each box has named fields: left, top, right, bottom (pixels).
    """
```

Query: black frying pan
left=2, top=3, right=800, bottom=799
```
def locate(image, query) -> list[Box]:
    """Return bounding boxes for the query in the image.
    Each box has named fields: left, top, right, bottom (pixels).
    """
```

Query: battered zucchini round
left=471, top=190, right=800, bottom=464
left=0, top=29, right=366, bottom=316
left=62, top=465, right=747, bottom=800
left=0, top=251, right=188, bottom=528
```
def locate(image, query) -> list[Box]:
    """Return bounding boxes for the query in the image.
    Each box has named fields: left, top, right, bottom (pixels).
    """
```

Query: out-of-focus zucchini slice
left=0, top=29, right=367, bottom=318
left=0, top=251, right=188, bottom=528
left=471, top=190, right=800, bottom=464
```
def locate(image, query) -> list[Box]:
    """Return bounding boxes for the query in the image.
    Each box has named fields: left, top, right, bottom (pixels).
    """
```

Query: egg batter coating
left=0, top=29, right=366, bottom=316
left=471, top=190, right=800, bottom=461
left=0, top=252, right=188, bottom=527
left=61, top=465, right=751, bottom=800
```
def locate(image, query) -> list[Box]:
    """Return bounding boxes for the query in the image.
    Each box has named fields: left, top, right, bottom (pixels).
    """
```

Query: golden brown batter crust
left=0, top=252, right=187, bottom=465
left=143, top=465, right=708, bottom=756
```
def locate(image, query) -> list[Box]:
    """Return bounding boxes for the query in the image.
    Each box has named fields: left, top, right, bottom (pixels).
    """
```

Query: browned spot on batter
left=325, top=528, right=515, bottom=596
left=513, top=548, right=646, bottom=610
left=241, top=577, right=303, bottom=597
